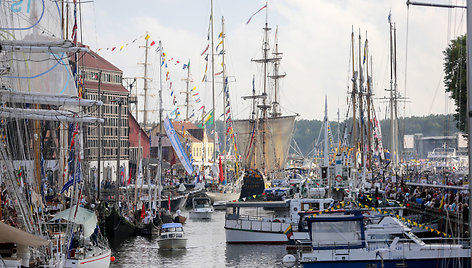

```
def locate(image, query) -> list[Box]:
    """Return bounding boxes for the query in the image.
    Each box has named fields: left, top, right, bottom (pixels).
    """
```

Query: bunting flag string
left=358, top=203, right=452, bottom=238
left=96, top=33, right=146, bottom=53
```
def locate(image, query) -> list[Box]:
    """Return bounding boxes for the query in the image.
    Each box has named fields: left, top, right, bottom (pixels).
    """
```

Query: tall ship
left=234, top=11, right=296, bottom=199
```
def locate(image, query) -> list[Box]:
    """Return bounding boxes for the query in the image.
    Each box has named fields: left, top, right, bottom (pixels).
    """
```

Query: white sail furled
left=0, top=0, right=81, bottom=96
left=234, top=115, right=296, bottom=172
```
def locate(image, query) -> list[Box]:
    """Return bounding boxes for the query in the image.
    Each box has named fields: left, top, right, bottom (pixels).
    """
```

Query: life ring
left=335, top=175, right=343, bottom=182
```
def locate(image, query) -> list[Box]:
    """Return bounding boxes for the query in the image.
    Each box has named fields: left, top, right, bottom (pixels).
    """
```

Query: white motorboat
left=189, top=197, right=214, bottom=219
left=287, top=211, right=470, bottom=268
left=157, top=223, right=187, bottom=250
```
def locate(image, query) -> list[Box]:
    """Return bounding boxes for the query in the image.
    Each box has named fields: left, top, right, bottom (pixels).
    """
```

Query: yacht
left=288, top=211, right=470, bottom=268
left=157, top=223, right=187, bottom=250
left=189, top=197, right=214, bottom=219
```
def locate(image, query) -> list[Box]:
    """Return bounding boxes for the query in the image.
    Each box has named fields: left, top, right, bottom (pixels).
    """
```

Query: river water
left=110, top=210, right=288, bottom=267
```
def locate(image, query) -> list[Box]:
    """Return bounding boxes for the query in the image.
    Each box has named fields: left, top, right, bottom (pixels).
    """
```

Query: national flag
left=204, top=111, right=214, bottom=125
left=246, top=4, right=267, bottom=24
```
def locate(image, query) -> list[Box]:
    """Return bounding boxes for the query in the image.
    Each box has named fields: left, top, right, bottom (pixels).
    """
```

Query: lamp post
left=112, top=97, right=124, bottom=204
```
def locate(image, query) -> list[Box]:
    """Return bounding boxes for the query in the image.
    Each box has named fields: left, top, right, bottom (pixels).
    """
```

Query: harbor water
left=110, top=210, right=288, bottom=267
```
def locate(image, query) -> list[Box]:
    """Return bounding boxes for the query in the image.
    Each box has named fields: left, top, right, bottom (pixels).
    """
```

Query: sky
left=79, top=0, right=466, bottom=123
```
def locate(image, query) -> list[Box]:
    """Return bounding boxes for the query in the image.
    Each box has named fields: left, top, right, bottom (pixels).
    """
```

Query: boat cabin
left=160, top=223, right=184, bottom=239
left=305, top=211, right=366, bottom=250
left=192, top=197, right=212, bottom=209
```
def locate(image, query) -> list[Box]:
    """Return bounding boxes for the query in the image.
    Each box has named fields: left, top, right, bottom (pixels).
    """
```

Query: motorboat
left=288, top=211, right=470, bottom=268
left=189, top=197, right=214, bottom=219
left=157, top=223, right=187, bottom=250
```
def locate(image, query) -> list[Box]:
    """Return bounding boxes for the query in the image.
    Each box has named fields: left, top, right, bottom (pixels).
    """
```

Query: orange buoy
left=110, top=256, right=116, bottom=262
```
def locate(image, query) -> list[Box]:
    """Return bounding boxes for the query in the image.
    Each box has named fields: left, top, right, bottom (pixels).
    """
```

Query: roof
left=78, top=48, right=122, bottom=72
left=162, top=223, right=183, bottom=229
left=84, top=80, right=129, bottom=93
left=129, top=112, right=149, bottom=140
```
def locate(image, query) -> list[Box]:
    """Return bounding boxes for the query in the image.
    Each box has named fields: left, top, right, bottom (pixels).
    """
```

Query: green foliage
left=443, top=35, right=467, bottom=132
left=291, top=114, right=459, bottom=156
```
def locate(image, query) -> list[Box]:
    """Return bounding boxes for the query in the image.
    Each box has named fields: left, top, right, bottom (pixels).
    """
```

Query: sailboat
left=234, top=8, right=296, bottom=199
left=204, top=15, right=243, bottom=203
left=0, top=1, right=110, bottom=267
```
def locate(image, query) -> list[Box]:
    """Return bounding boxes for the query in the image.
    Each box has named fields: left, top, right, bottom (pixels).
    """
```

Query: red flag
left=140, top=203, right=145, bottom=219
left=111, top=47, right=116, bottom=51
left=127, top=169, right=132, bottom=185
left=168, top=195, right=171, bottom=211
left=150, top=41, right=156, bottom=46
left=219, top=156, right=224, bottom=183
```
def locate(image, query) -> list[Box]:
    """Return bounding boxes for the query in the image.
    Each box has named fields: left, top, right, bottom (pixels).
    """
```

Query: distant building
left=76, top=47, right=130, bottom=183
left=403, top=133, right=467, bottom=159
left=128, top=112, right=150, bottom=178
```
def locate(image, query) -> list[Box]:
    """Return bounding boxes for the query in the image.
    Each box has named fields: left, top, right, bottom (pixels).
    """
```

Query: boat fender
left=111, top=256, right=116, bottom=262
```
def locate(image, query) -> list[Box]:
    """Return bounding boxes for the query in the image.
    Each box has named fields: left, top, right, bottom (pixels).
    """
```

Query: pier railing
left=225, top=213, right=291, bottom=233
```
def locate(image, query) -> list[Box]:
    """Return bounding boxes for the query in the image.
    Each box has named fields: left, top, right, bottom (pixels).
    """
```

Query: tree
left=443, top=35, right=467, bottom=133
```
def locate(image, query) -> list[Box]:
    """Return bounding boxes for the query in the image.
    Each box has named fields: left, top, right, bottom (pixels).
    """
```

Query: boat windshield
left=162, top=227, right=183, bottom=233
left=310, top=220, right=364, bottom=249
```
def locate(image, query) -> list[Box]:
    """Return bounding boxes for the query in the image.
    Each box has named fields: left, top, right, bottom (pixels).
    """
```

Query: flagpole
left=157, top=40, right=163, bottom=209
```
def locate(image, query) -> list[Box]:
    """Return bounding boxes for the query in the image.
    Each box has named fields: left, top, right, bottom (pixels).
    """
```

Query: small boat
left=189, top=197, right=214, bottom=219
left=157, top=223, right=187, bottom=250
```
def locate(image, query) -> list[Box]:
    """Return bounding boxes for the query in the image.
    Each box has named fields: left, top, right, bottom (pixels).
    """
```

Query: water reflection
left=111, top=210, right=286, bottom=267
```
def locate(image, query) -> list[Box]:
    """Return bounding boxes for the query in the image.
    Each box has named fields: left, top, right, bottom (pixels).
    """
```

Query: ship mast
left=357, top=30, right=364, bottom=168
left=388, top=17, right=399, bottom=169
left=269, top=26, right=285, bottom=118
left=350, top=27, right=358, bottom=169
left=221, top=16, right=227, bottom=181
left=183, top=60, right=191, bottom=121
left=365, top=37, right=373, bottom=171
left=250, top=2, right=273, bottom=173
left=210, top=0, right=216, bottom=163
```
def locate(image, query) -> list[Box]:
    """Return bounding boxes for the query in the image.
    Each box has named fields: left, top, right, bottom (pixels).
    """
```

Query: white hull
left=157, top=238, right=187, bottom=249
left=206, top=191, right=240, bottom=202
left=65, top=248, right=111, bottom=268
left=225, top=228, right=288, bottom=244
left=189, top=210, right=214, bottom=219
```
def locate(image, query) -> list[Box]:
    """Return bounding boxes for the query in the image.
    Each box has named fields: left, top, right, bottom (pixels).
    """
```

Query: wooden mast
left=221, top=16, right=227, bottom=182
left=357, top=30, right=364, bottom=168
left=365, top=36, right=373, bottom=170
left=210, top=0, right=216, bottom=163
left=350, top=27, right=358, bottom=169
